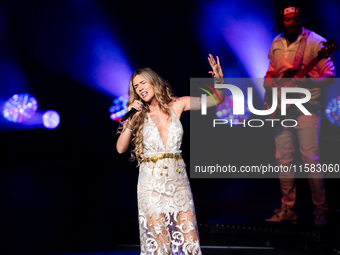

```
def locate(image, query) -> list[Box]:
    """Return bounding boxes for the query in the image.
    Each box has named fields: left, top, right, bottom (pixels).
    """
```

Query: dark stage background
left=1, top=0, right=340, bottom=254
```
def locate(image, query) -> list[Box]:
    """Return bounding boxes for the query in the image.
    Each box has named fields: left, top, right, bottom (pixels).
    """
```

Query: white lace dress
left=137, top=110, right=202, bottom=255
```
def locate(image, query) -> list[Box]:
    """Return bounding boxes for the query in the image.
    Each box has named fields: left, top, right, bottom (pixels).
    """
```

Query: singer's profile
left=116, top=55, right=225, bottom=254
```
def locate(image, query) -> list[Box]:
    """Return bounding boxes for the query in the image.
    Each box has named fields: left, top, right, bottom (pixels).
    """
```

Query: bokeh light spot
left=43, top=110, right=60, bottom=129
left=2, top=94, right=38, bottom=123
left=325, top=97, right=340, bottom=126
left=109, top=95, right=129, bottom=122
left=216, top=95, right=251, bottom=124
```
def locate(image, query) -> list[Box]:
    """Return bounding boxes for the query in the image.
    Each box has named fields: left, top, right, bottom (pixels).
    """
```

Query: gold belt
left=144, top=153, right=182, bottom=162
left=143, top=153, right=182, bottom=175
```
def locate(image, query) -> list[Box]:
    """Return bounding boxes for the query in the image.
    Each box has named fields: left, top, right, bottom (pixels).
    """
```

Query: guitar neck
left=294, top=56, right=320, bottom=78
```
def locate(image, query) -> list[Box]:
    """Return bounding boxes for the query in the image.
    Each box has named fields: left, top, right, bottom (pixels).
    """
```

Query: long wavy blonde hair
left=127, top=68, right=176, bottom=165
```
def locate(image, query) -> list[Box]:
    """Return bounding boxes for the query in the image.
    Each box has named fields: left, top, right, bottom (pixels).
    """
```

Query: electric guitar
left=264, top=39, right=337, bottom=119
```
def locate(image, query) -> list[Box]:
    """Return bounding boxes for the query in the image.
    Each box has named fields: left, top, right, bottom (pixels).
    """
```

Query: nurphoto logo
left=199, top=83, right=312, bottom=128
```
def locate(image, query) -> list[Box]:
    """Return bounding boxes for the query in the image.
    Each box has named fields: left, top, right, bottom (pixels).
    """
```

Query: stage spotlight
left=197, top=1, right=275, bottom=96
left=2, top=94, right=38, bottom=123
left=109, top=95, right=129, bottom=122
left=325, top=97, right=340, bottom=126
left=23, top=1, right=132, bottom=97
left=42, top=110, right=60, bottom=129
left=216, top=94, right=251, bottom=124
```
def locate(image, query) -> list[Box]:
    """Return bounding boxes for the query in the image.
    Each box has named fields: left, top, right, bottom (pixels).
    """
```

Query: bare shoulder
left=173, top=96, right=190, bottom=110
left=168, top=97, right=189, bottom=118
left=172, top=96, right=190, bottom=104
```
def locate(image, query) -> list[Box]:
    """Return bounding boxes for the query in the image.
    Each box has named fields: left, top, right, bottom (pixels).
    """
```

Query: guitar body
left=264, top=68, right=297, bottom=119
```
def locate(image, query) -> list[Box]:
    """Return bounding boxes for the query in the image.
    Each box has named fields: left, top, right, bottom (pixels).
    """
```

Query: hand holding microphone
left=121, top=100, right=143, bottom=122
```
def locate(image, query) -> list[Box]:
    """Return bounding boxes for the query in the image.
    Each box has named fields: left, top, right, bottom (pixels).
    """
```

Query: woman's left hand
left=208, top=54, right=223, bottom=78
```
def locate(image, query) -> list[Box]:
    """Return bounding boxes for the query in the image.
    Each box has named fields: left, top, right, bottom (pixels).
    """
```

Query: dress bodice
left=142, top=109, right=183, bottom=156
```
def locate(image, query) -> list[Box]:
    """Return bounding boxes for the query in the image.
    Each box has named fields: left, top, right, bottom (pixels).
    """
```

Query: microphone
left=121, top=101, right=143, bottom=122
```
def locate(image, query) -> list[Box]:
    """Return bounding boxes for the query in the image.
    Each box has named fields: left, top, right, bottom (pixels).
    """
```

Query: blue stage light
left=2, top=94, right=38, bottom=123
left=23, top=1, right=132, bottom=98
left=197, top=1, right=276, bottom=97
left=216, top=94, right=251, bottom=124
left=43, top=110, right=60, bottom=129
left=109, top=95, right=129, bottom=122
left=325, top=97, right=340, bottom=126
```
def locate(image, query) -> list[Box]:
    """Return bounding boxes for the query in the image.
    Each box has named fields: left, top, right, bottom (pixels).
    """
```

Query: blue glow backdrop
left=0, top=0, right=339, bottom=254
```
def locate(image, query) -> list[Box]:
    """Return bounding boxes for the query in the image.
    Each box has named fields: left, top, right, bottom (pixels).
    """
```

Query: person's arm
left=263, top=39, right=277, bottom=91
left=309, top=54, right=336, bottom=88
left=174, top=54, right=225, bottom=114
left=264, top=42, right=276, bottom=91
left=294, top=61, right=335, bottom=89
left=305, top=73, right=335, bottom=89
left=264, top=67, right=276, bottom=91
left=116, top=100, right=142, bottom=154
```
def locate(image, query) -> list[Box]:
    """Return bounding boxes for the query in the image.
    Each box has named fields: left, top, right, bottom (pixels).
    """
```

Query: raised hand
left=208, top=54, right=223, bottom=78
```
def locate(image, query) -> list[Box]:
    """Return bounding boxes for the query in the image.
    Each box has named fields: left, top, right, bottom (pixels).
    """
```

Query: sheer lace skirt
left=137, top=159, right=202, bottom=255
